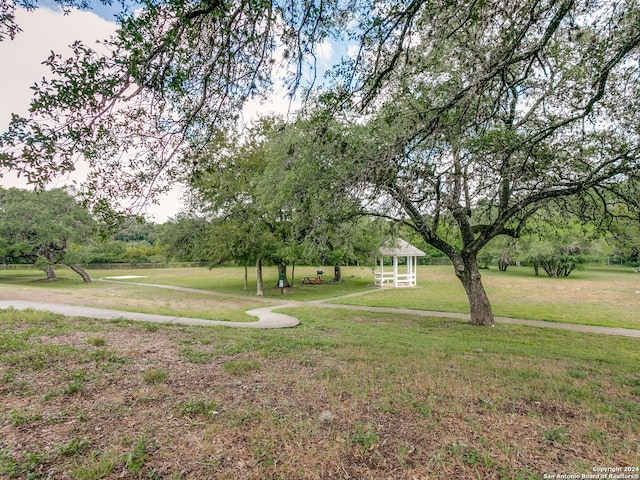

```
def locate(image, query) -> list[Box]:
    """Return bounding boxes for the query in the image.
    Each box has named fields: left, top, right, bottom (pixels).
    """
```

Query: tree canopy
left=306, top=0, right=640, bottom=324
left=0, top=187, right=96, bottom=281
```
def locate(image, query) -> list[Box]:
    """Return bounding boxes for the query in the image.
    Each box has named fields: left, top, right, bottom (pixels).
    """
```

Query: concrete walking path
left=0, top=279, right=638, bottom=337
left=0, top=300, right=300, bottom=329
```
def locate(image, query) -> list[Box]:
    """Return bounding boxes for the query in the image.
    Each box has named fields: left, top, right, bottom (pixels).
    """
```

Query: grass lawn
left=1, top=263, right=639, bottom=328
left=0, top=266, right=640, bottom=329
left=331, top=265, right=640, bottom=330
left=0, top=268, right=274, bottom=323
left=0, top=307, right=638, bottom=479
left=0, top=265, right=638, bottom=478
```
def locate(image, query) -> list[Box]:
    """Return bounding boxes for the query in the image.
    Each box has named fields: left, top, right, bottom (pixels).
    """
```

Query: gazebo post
left=393, top=255, right=398, bottom=287
left=412, top=256, right=417, bottom=286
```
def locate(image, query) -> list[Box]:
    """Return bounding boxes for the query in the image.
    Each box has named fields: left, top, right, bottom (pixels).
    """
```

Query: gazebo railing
left=374, top=271, right=417, bottom=287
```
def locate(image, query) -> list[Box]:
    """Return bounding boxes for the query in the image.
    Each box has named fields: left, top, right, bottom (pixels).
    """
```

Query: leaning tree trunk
left=453, top=253, right=495, bottom=326
left=498, top=251, right=510, bottom=271
left=69, top=265, right=91, bottom=283
left=256, top=258, right=264, bottom=296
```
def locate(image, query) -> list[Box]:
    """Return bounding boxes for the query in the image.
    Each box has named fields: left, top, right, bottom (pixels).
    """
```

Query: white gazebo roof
left=375, top=238, right=425, bottom=288
left=379, top=238, right=426, bottom=257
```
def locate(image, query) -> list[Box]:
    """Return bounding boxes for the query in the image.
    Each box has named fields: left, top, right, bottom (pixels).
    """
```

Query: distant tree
left=156, top=215, right=209, bottom=262
left=604, top=203, right=640, bottom=267
left=0, top=188, right=95, bottom=281
left=189, top=123, right=281, bottom=295
left=114, top=220, right=157, bottom=245
left=73, top=240, right=127, bottom=264
left=523, top=240, right=589, bottom=278
left=255, top=116, right=369, bottom=286
left=519, top=211, right=598, bottom=277
left=477, top=237, right=519, bottom=271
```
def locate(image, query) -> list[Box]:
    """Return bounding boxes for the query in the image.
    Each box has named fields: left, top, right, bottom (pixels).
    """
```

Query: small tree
left=0, top=188, right=96, bottom=281
left=520, top=212, right=597, bottom=277
left=523, top=241, right=590, bottom=277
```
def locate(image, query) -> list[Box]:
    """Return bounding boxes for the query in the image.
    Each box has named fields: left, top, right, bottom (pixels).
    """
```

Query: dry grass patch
left=1, top=307, right=638, bottom=479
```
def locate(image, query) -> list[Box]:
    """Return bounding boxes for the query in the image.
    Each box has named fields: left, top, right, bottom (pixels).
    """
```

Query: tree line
left=1, top=185, right=637, bottom=287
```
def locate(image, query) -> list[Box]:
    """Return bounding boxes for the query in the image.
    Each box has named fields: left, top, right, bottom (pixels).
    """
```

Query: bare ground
left=1, top=313, right=638, bottom=479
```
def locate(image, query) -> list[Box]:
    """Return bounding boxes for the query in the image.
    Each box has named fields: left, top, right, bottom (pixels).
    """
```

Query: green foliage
left=122, top=437, right=151, bottom=474
left=0, top=188, right=95, bottom=280
left=350, top=424, right=379, bottom=451
left=520, top=211, right=599, bottom=277
left=87, top=337, right=107, bottom=347
left=71, top=450, right=118, bottom=480
left=155, top=215, right=209, bottom=262
left=178, top=399, right=218, bottom=417
left=73, top=241, right=127, bottom=264
left=188, top=118, right=385, bottom=288
left=222, top=358, right=261, bottom=375
left=543, top=427, right=570, bottom=445
left=605, top=204, right=640, bottom=267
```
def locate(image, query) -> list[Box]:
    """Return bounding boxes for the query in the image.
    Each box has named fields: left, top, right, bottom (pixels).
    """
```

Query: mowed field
left=0, top=265, right=638, bottom=479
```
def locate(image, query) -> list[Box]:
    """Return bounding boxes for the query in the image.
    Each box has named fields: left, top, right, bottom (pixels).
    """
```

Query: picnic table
left=302, top=270, right=325, bottom=284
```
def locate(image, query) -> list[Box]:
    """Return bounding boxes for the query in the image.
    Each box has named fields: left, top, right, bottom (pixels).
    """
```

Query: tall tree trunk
left=453, top=253, right=495, bottom=326
left=244, top=264, right=248, bottom=291
left=334, top=264, right=342, bottom=282
left=69, top=265, right=91, bottom=283
left=44, top=266, right=56, bottom=281
left=275, top=263, right=290, bottom=288
left=256, top=258, right=264, bottom=296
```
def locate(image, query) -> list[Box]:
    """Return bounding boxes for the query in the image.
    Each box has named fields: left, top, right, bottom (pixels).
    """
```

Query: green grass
left=330, top=265, right=640, bottom=329
left=2, top=264, right=638, bottom=328
left=0, top=306, right=638, bottom=478
left=142, top=368, right=168, bottom=385
left=90, top=265, right=375, bottom=301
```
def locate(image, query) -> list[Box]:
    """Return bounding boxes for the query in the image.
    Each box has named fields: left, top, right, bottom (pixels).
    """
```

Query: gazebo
left=374, top=238, right=426, bottom=287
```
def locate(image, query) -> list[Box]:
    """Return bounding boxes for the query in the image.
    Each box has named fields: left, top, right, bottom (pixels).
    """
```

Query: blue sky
left=35, top=0, right=129, bottom=21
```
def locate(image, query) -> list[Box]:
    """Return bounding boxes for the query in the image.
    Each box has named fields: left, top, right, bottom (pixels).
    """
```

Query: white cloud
left=0, top=7, right=117, bottom=131
left=346, top=43, right=361, bottom=59
left=0, top=7, right=186, bottom=221
left=315, top=40, right=334, bottom=64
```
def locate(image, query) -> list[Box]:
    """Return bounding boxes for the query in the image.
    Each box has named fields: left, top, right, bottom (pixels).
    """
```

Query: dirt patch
left=2, top=318, right=637, bottom=479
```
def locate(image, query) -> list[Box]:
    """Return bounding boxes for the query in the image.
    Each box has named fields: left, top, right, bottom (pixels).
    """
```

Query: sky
left=0, top=3, right=337, bottom=222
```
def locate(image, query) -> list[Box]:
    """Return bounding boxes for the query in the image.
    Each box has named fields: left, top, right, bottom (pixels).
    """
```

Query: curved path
left=0, top=279, right=638, bottom=337
left=0, top=300, right=299, bottom=329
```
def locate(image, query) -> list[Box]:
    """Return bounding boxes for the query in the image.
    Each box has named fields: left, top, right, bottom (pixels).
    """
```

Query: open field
left=329, top=265, right=640, bottom=330
left=1, top=263, right=638, bottom=328
left=0, top=265, right=639, bottom=478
